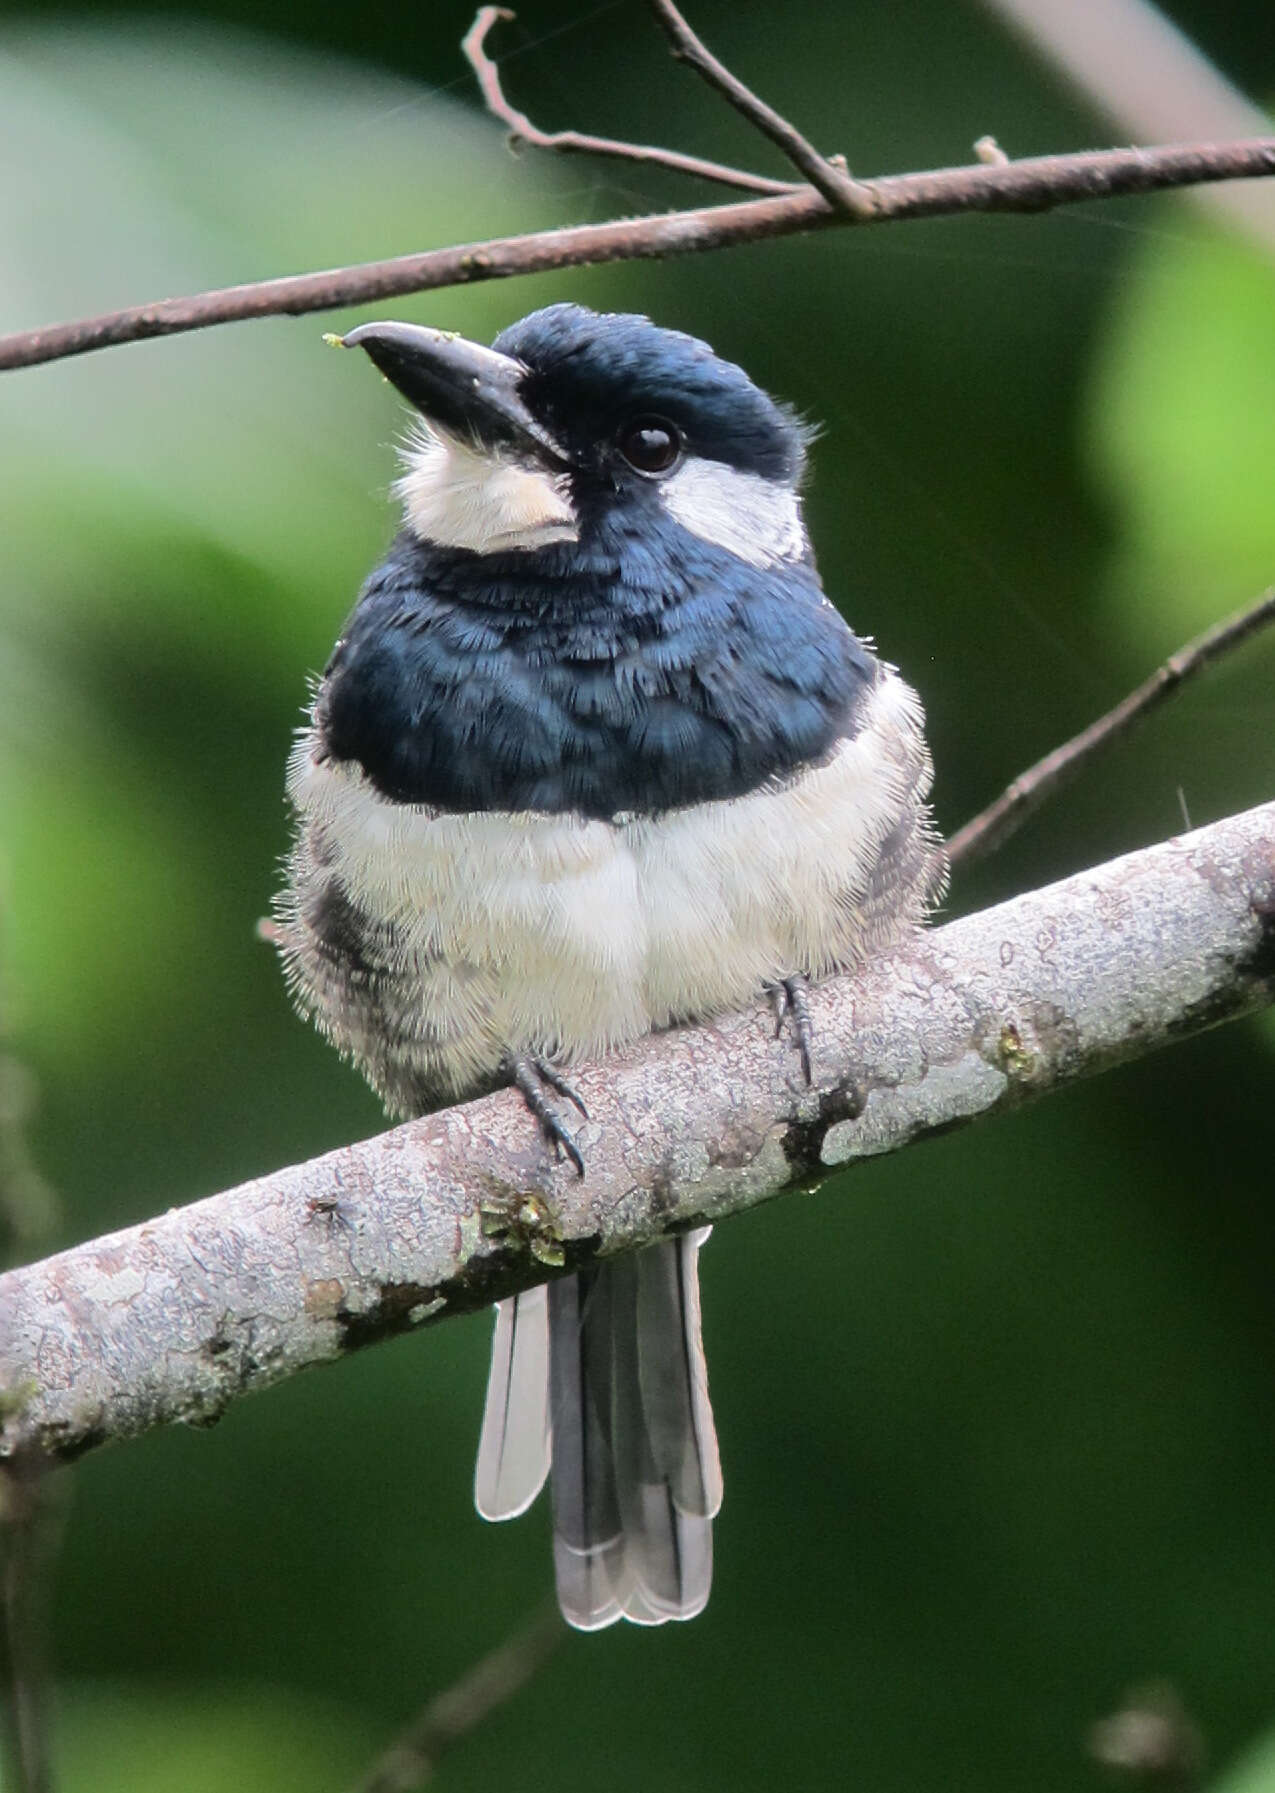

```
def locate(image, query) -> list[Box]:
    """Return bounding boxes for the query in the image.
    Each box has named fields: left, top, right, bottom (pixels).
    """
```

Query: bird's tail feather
left=476, top=1231, right=720, bottom=1630
left=474, top=1282, right=552, bottom=1520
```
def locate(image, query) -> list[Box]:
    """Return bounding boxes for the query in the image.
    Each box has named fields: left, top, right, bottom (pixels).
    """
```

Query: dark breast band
left=316, top=526, right=879, bottom=822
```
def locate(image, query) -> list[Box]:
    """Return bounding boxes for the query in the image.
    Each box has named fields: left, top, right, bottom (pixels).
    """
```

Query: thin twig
left=646, top=0, right=876, bottom=215
left=3, top=138, right=1274, bottom=374
left=463, top=6, right=798, bottom=195
left=351, top=1604, right=563, bottom=1793
left=947, top=587, right=1275, bottom=870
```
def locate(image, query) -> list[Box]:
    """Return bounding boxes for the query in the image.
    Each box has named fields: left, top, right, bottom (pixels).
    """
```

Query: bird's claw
left=529, top=1054, right=589, bottom=1119
left=774, top=975, right=815, bottom=1085
left=505, top=1052, right=587, bottom=1176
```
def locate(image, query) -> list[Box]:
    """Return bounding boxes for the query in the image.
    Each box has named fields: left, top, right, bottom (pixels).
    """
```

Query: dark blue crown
left=496, top=304, right=809, bottom=485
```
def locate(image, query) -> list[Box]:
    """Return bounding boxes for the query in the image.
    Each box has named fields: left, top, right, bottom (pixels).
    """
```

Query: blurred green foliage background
left=2, top=1, right=1275, bottom=1788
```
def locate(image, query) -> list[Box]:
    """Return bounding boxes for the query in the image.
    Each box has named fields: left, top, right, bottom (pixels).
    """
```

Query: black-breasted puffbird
left=274, top=304, right=944, bottom=1630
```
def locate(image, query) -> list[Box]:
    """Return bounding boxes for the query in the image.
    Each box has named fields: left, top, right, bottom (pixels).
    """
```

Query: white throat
left=394, top=425, right=579, bottom=554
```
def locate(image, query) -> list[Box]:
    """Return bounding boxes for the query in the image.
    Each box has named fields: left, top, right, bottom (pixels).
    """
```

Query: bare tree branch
left=3, top=139, right=1274, bottom=375
left=4, top=0, right=1275, bottom=376
left=983, top=0, right=1275, bottom=253
left=0, top=802, right=1271, bottom=1471
left=948, top=587, right=1275, bottom=870
left=645, top=0, right=874, bottom=214
left=350, top=1604, right=563, bottom=1793
left=463, top=6, right=797, bottom=195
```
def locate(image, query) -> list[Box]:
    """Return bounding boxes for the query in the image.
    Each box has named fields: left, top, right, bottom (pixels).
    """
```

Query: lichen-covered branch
left=1, top=801, right=1272, bottom=1471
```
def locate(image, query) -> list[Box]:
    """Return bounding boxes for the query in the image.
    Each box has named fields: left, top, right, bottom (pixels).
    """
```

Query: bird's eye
left=617, top=416, right=682, bottom=476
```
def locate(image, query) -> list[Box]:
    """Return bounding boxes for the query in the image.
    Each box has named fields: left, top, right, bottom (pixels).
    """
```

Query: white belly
left=283, top=668, right=932, bottom=1097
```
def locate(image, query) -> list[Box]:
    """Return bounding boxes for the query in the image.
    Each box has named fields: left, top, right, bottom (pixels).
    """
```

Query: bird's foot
left=504, top=1051, right=588, bottom=1176
left=774, top=975, right=815, bottom=1085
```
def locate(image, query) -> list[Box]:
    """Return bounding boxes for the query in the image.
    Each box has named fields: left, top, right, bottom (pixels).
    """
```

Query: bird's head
left=341, top=304, right=812, bottom=568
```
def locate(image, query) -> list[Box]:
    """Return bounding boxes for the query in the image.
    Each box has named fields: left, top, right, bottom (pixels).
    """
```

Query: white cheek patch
left=394, top=426, right=578, bottom=554
left=659, top=458, right=806, bottom=567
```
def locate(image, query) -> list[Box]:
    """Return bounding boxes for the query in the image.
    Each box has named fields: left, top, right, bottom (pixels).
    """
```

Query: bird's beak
left=340, top=321, right=567, bottom=467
